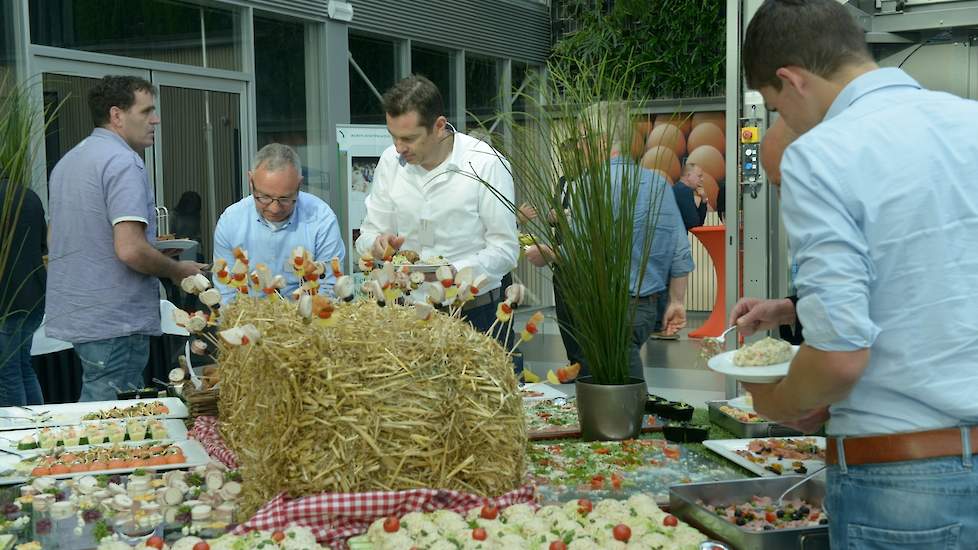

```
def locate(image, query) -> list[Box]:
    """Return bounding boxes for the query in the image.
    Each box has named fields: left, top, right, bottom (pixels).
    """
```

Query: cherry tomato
left=472, top=527, right=488, bottom=541
left=382, top=516, right=400, bottom=533
left=480, top=505, right=499, bottom=520
left=611, top=473, right=623, bottom=490
left=612, top=523, right=631, bottom=542
left=663, top=514, right=679, bottom=527
left=765, top=511, right=777, bottom=523
left=192, top=543, right=210, bottom=550
left=145, top=536, right=164, bottom=550
left=549, top=541, right=568, bottom=550
left=577, top=498, right=593, bottom=515
left=589, top=475, right=604, bottom=490
left=271, top=530, right=286, bottom=542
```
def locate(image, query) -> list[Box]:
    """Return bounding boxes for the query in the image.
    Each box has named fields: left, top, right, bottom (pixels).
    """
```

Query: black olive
left=734, top=509, right=743, bottom=518
left=763, top=525, right=773, bottom=531
left=799, top=506, right=810, bottom=516
left=776, top=510, right=785, bottom=518
left=819, top=518, right=829, bottom=525
left=736, top=517, right=747, bottom=526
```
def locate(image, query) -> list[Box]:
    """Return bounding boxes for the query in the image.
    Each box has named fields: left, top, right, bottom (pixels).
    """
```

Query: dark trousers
left=552, top=269, right=585, bottom=368
left=462, top=273, right=523, bottom=376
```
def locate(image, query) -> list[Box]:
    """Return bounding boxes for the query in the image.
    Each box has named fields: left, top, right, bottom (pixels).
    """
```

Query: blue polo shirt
left=46, top=128, right=161, bottom=343
left=212, top=192, right=345, bottom=303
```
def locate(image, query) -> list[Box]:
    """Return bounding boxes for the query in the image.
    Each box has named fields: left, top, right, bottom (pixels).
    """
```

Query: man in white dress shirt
left=354, top=76, right=520, bottom=362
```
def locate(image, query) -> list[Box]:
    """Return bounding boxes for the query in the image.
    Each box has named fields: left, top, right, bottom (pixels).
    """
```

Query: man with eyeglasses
left=213, top=143, right=345, bottom=303
left=354, top=75, right=520, bottom=366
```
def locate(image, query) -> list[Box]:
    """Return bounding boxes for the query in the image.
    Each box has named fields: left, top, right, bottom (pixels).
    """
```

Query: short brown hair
left=382, top=75, right=444, bottom=129
left=88, top=75, right=157, bottom=126
left=743, top=0, right=872, bottom=90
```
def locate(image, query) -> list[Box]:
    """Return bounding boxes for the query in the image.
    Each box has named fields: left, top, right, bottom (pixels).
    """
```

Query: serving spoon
left=775, top=465, right=826, bottom=507
left=700, top=325, right=738, bottom=360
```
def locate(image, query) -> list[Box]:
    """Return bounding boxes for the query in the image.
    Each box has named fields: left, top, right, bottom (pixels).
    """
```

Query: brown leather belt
left=827, top=426, right=978, bottom=466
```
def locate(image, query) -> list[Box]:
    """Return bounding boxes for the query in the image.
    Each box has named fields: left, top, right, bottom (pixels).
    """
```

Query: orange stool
left=688, top=225, right=726, bottom=338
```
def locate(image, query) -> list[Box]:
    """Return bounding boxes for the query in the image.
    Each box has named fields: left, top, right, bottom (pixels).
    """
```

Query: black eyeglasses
left=250, top=181, right=298, bottom=207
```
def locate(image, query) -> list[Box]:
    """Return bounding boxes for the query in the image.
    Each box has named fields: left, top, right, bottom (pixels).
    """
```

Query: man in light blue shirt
left=526, top=155, right=693, bottom=381
left=737, top=0, right=978, bottom=546
left=213, top=144, right=345, bottom=303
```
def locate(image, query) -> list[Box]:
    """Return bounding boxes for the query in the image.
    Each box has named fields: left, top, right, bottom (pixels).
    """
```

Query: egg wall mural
left=632, top=111, right=726, bottom=211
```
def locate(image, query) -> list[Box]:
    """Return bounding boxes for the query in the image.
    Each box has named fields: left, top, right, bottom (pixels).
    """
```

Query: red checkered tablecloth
left=189, top=416, right=536, bottom=549
left=233, top=485, right=536, bottom=549
left=188, top=415, right=239, bottom=468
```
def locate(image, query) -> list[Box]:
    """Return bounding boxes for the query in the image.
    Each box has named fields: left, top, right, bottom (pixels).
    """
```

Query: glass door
left=31, top=57, right=248, bottom=265
left=151, top=72, right=247, bottom=263
left=32, top=57, right=154, bottom=194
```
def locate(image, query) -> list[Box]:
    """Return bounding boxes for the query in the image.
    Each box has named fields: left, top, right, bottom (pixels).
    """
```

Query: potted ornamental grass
left=476, top=58, right=677, bottom=440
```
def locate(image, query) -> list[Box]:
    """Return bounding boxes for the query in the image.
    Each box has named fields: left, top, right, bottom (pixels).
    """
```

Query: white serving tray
left=0, top=419, right=188, bottom=451
left=520, top=383, right=567, bottom=403
left=707, top=346, right=798, bottom=383
left=0, top=398, right=189, bottom=431
left=703, top=437, right=825, bottom=478
left=152, top=238, right=198, bottom=251
left=0, top=439, right=212, bottom=485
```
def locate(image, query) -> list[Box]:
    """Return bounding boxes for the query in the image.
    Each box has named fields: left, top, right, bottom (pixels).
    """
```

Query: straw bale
left=216, top=298, right=527, bottom=516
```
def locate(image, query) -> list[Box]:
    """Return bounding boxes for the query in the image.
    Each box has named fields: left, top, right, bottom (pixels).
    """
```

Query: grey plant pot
left=575, top=376, right=647, bottom=441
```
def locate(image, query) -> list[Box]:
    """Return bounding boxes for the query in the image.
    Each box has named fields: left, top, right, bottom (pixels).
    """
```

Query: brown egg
left=692, top=111, right=725, bottom=130
left=760, top=117, right=798, bottom=187
left=630, top=115, right=653, bottom=160
left=640, top=146, right=681, bottom=182
left=701, top=171, right=719, bottom=211
left=645, top=123, right=687, bottom=157
left=653, top=113, right=692, bottom=137
left=687, top=145, right=725, bottom=182
left=687, top=122, right=725, bottom=153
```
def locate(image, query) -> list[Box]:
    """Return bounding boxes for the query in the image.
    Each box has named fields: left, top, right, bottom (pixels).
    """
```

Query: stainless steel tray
left=707, top=400, right=803, bottom=438
left=670, top=476, right=829, bottom=550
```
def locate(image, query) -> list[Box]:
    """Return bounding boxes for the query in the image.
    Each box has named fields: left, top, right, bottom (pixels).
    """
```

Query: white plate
left=0, top=419, right=188, bottom=451
left=0, top=398, right=189, bottom=431
left=706, top=346, right=798, bottom=383
left=0, top=439, right=212, bottom=485
left=152, top=238, right=198, bottom=250
left=727, top=394, right=755, bottom=413
left=520, top=383, right=567, bottom=402
left=703, top=437, right=825, bottom=478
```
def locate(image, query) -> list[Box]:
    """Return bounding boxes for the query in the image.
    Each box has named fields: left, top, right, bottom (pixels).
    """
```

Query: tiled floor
left=513, top=306, right=732, bottom=407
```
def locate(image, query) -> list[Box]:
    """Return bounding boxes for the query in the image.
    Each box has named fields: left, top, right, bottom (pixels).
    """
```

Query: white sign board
left=335, top=125, right=393, bottom=274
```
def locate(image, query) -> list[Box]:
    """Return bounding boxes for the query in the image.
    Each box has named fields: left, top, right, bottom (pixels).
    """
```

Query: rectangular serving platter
left=0, top=398, right=188, bottom=431
left=706, top=400, right=803, bottom=438
left=703, top=437, right=825, bottom=478
left=670, top=476, right=829, bottom=550
left=0, top=439, right=211, bottom=485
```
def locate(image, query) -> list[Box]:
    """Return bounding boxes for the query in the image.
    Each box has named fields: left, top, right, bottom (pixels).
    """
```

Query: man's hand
left=662, top=302, right=687, bottom=335
left=742, top=381, right=830, bottom=434
left=517, top=203, right=538, bottom=225
left=729, top=297, right=796, bottom=336
left=525, top=244, right=555, bottom=268
left=371, top=233, right=405, bottom=259
left=170, top=261, right=207, bottom=284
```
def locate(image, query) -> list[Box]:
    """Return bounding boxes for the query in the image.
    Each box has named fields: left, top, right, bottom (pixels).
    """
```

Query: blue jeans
left=74, top=335, right=149, bottom=402
left=629, top=296, right=658, bottom=385
left=0, top=310, right=44, bottom=406
left=826, top=440, right=978, bottom=549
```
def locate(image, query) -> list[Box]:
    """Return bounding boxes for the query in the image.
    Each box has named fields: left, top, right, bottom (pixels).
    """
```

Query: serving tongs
left=0, top=405, right=53, bottom=424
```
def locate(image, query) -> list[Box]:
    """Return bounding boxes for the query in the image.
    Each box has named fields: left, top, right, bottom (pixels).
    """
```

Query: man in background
left=46, top=75, right=205, bottom=401
left=213, top=143, right=345, bottom=302
left=0, top=181, right=46, bottom=406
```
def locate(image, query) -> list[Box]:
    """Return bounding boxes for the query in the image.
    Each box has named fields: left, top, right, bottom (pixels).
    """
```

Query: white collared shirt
left=355, top=132, right=519, bottom=294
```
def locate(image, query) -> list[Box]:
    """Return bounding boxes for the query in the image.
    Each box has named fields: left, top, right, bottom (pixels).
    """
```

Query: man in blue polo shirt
left=46, top=75, right=206, bottom=402
left=212, top=143, right=345, bottom=302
